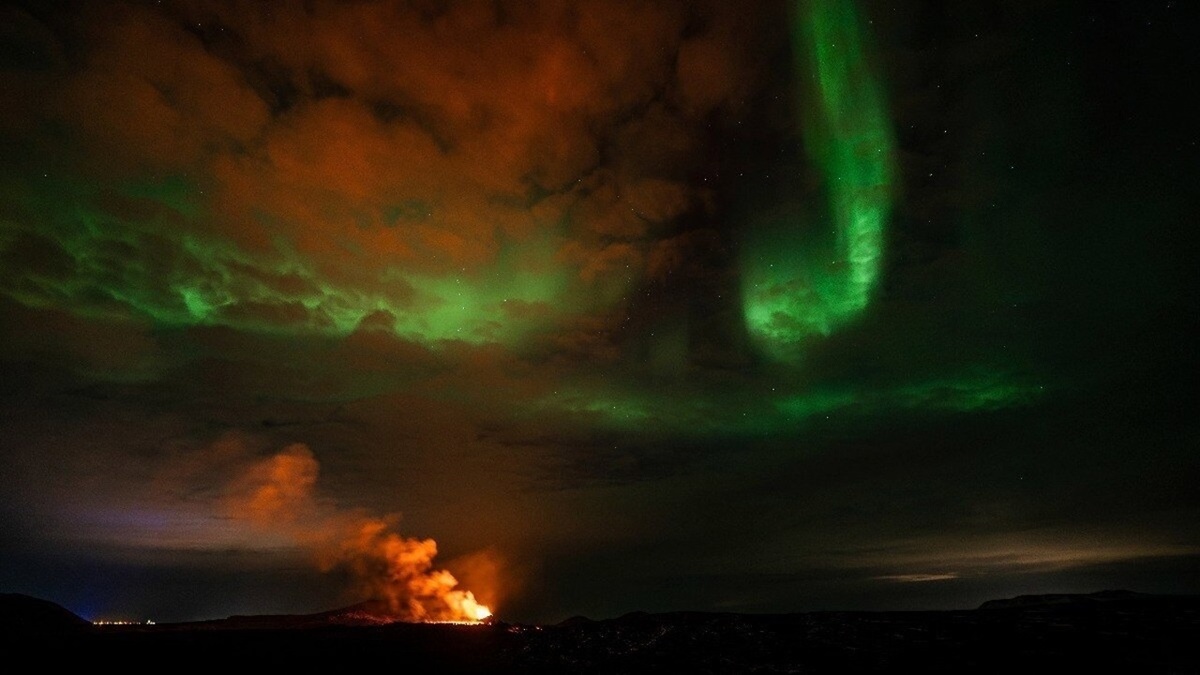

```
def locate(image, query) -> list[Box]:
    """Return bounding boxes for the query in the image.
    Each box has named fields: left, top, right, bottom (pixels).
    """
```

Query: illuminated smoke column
left=227, top=444, right=491, bottom=622
left=323, top=516, right=493, bottom=623
left=741, top=0, right=896, bottom=356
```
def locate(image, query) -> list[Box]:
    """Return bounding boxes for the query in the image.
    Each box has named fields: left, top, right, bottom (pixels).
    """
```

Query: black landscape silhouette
left=6, top=590, right=1199, bottom=672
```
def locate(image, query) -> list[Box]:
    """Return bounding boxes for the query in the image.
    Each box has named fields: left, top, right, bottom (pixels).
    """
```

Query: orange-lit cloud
left=225, top=443, right=319, bottom=525
left=0, top=0, right=774, bottom=348
left=873, top=573, right=959, bottom=583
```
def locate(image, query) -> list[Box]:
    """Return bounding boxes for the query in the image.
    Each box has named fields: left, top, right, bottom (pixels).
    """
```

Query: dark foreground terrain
left=5, top=591, right=1199, bottom=672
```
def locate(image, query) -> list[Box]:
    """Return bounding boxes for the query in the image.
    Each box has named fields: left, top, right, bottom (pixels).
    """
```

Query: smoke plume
left=225, top=443, right=491, bottom=622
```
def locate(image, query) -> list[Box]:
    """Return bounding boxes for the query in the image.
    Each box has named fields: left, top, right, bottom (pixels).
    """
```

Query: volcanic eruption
left=228, top=443, right=492, bottom=623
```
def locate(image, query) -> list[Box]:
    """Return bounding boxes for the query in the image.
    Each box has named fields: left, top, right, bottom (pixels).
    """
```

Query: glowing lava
left=458, top=594, right=493, bottom=622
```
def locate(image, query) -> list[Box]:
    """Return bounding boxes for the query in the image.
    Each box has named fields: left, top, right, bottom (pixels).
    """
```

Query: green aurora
left=537, top=370, right=1045, bottom=437
left=0, top=0, right=1036, bottom=432
left=1, top=0, right=1195, bottom=624
left=4, top=0, right=897, bottom=360
left=3, top=175, right=570, bottom=344
left=741, top=0, right=896, bottom=358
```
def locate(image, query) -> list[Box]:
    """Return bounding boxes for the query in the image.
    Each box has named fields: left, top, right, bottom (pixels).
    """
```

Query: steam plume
left=225, top=443, right=491, bottom=622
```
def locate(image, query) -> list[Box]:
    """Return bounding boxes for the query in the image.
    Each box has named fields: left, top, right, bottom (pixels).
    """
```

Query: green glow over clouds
left=3, top=176, right=568, bottom=345
left=538, top=371, right=1043, bottom=438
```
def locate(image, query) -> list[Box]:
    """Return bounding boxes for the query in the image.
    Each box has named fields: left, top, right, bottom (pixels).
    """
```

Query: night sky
left=1, top=0, right=1197, bottom=624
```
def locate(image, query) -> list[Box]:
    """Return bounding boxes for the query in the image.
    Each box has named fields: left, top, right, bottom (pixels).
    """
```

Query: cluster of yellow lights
left=92, top=619, right=156, bottom=625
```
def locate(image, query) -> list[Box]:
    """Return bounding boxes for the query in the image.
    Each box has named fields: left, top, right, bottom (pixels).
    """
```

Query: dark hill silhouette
left=0, top=593, right=88, bottom=634
left=4, top=590, right=1198, bottom=671
left=978, top=589, right=1179, bottom=610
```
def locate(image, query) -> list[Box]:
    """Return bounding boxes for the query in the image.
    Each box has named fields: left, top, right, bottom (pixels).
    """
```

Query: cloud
left=57, top=3, right=268, bottom=174
left=225, top=443, right=319, bottom=525
left=874, top=573, right=959, bottom=583
left=0, top=0, right=779, bottom=357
